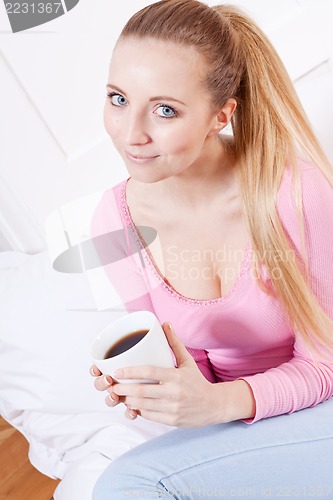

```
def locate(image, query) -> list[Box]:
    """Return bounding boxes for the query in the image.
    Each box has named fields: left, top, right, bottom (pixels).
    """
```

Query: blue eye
left=107, top=92, right=127, bottom=107
left=156, top=105, right=177, bottom=118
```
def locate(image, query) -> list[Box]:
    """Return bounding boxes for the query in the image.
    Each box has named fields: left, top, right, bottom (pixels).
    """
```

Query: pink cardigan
left=91, top=159, right=333, bottom=423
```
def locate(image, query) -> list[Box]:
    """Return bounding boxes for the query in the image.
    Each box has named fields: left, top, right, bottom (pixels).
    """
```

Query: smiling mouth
left=125, top=152, right=160, bottom=164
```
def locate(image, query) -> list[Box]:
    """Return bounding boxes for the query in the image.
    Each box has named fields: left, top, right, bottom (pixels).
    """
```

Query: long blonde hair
left=120, top=0, right=333, bottom=354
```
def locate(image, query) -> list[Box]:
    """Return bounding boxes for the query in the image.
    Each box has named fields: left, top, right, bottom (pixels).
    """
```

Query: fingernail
left=90, top=366, right=98, bottom=376
left=112, top=370, right=123, bottom=379
left=107, top=393, right=116, bottom=404
left=128, top=409, right=137, bottom=418
left=104, top=375, right=112, bottom=386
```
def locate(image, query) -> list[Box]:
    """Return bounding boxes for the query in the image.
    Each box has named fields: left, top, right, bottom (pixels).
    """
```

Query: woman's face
left=104, top=37, right=223, bottom=183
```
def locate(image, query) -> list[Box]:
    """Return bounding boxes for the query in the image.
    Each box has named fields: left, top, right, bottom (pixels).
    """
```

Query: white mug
left=90, top=310, right=175, bottom=383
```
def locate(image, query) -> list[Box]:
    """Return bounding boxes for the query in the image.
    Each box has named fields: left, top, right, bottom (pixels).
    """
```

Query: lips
left=125, top=152, right=160, bottom=164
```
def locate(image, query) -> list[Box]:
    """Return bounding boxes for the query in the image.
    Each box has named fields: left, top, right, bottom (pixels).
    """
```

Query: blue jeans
left=93, top=398, right=333, bottom=499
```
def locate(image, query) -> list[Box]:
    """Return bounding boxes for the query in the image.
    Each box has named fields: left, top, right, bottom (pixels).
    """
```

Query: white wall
left=0, top=0, right=332, bottom=253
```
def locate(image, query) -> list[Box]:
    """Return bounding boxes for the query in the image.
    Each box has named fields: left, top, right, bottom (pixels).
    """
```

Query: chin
left=129, top=172, right=168, bottom=184
left=124, top=165, right=170, bottom=184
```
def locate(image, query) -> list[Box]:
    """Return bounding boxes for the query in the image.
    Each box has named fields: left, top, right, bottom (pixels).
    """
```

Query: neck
left=157, top=135, right=237, bottom=210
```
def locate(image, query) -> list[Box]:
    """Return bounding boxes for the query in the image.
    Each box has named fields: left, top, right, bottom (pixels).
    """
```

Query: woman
left=90, top=0, right=333, bottom=496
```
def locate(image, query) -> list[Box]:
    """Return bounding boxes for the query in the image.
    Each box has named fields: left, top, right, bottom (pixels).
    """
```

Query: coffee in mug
left=104, top=330, right=149, bottom=359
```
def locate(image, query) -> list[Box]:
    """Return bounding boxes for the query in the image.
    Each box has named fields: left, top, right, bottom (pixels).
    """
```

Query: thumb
left=162, top=322, right=194, bottom=368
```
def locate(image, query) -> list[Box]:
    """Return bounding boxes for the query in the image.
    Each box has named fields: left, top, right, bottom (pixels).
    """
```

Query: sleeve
left=186, top=347, right=217, bottom=383
left=89, top=183, right=155, bottom=313
left=239, top=163, right=333, bottom=423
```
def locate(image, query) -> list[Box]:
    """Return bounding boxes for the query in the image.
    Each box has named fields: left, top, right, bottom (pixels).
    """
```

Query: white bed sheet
left=0, top=251, right=171, bottom=499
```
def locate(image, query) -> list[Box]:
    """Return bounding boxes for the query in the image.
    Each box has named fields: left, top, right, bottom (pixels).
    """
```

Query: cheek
left=103, top=105, right=119, bottom=139
left=103, top=105, right=112, bottom=135
left=155, top=121, right=192, bottom=150
left=162, top=126, right=203, bottom=157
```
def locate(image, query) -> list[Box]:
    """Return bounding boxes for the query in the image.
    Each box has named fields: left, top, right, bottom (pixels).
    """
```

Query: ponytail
left=214, top=5, right=333, bottom=355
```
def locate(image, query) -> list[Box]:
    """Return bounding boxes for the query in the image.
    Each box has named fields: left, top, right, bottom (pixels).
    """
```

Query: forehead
left=108, top=37, right=207, bottom=96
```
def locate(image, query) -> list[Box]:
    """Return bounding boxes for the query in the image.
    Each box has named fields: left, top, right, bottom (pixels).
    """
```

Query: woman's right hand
left=90, top=365, right=139, bottom=420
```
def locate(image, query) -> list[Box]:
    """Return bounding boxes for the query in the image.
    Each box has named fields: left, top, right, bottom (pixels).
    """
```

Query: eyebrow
left=106, top=83, right=188, bottom=106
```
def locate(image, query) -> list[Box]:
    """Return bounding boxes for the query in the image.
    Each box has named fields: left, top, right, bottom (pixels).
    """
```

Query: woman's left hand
left=111, top=322, right=217, bottom=428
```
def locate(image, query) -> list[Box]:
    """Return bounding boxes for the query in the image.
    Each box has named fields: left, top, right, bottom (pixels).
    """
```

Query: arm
left=186, top=347, right=217, bottom=383
left=90, top=183, right=155, bottom=312
left=238, top=163, right=333, bottom=423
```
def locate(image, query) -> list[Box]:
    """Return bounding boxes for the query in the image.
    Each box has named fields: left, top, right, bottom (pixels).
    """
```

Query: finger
left=122, top=394, right=169, bottom=413
left=113, top=382, right=164, bottom=399
left=94, top=374, right=114, bottom=391
left=125, top=407, right=138, bottom=420
left=112, top=366, right=173, bottom=384
left=105, top=391, right=120, bottom=407
left=89, top=365, right=101, bottom=377
left=162, top=322, right=194, bottom=367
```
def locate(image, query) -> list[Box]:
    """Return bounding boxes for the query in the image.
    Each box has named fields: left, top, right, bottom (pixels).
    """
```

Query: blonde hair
left=120, top=0, right=333, bottom=355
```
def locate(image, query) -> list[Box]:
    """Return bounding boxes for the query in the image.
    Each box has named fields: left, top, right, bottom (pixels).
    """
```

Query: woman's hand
left=109, top=322, right=218, bottom=428
left=90, top=322, right=255, bottom=425
left=90, top=365, right=139, bottom=420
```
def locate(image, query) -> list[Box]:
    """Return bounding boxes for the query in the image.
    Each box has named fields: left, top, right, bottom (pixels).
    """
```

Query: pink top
left=91, top=159, right=333, bottom=423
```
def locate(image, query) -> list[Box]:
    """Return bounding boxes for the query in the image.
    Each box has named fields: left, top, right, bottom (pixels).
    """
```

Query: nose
left=125, top=110, right=152, bottom=146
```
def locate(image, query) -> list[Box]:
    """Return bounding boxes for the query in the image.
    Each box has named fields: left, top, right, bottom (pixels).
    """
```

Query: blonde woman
left=90, top=0, right=333, bottom=496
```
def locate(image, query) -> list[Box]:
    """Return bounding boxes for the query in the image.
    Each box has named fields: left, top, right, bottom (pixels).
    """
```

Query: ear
left=208, top=98, right=237, bottom=136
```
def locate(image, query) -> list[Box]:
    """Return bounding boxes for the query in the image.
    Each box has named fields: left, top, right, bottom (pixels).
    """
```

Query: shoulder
left=91, top=178, right=129, bottom=235
left=111, top=178, right=129, bottom=200
left=278, top=158, right=333, bottom=216
left=101, top=178, right=128, bottom=210
left=277, top=158, right=333, bottom=250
